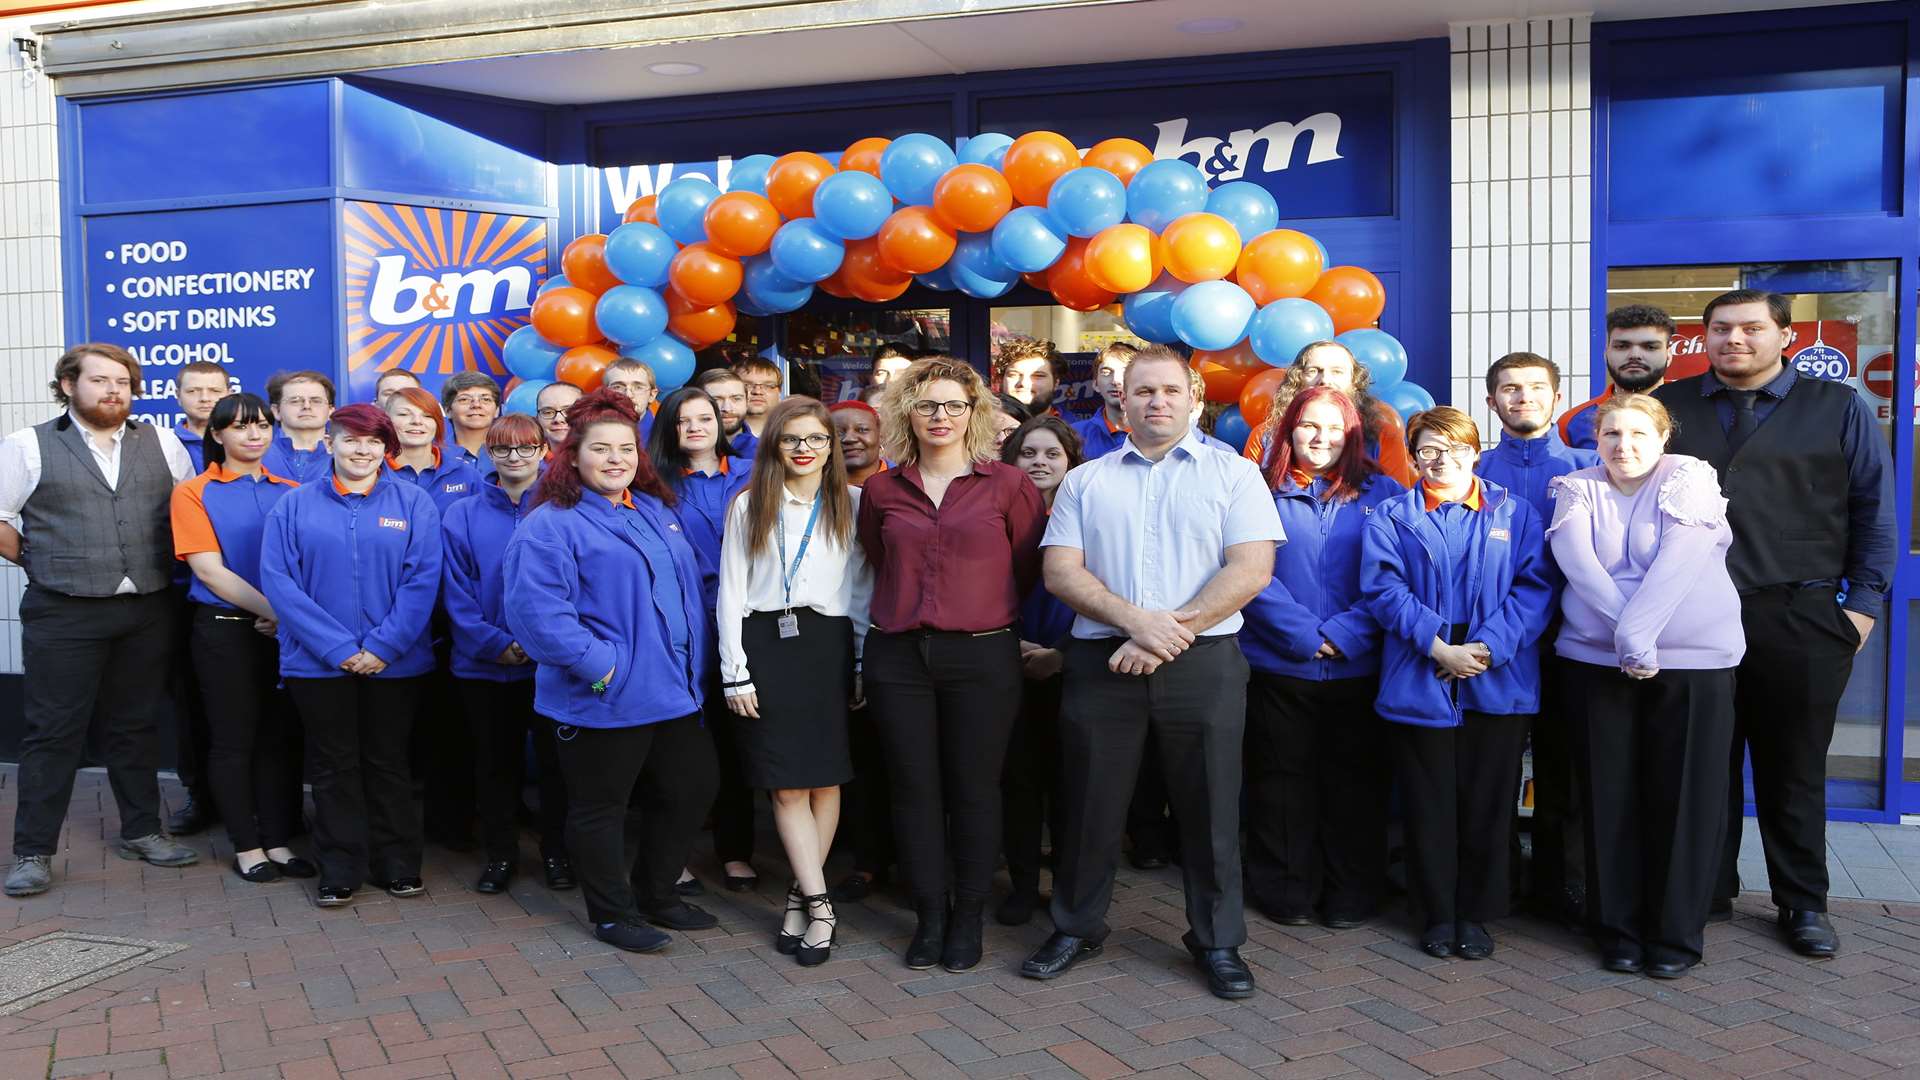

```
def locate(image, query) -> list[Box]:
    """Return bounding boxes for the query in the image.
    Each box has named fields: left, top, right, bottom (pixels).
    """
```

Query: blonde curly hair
left=877, top=356, right=1001, bottom=466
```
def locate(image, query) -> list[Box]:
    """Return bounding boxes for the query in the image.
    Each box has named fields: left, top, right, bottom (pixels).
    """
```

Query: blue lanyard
left=776, top=492, right=822, bottom=612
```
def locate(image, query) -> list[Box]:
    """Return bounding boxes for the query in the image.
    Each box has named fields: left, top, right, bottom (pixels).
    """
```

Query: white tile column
left=1448, top=15, right=1592, bottom=442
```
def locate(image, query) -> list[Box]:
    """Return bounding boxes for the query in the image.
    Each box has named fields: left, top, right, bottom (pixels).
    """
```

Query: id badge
left=777, top=612, right=800, bottom=639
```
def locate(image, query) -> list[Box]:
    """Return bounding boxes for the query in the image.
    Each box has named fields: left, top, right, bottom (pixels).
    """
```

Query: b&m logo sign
left=342, top=201, right=549, bottom=400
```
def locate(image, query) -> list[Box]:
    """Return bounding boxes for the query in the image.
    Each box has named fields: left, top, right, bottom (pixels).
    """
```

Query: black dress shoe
left=1601, top=946, right=1644, bottom=974
left=1646, top=959, right=1696, bottom=980
left=904, top=902, right=946, bottom=970
left=475, top=862, right=514, bottom=894
left=1778, top=909, right=1839, bottom=957
left=596, top=921, right=670, bottom=953
left=994, top=889, right=1042, bottom=927
left=233, top=857, right=280, bottom=884
left=168, top=798, right=215, bottom=836
left=833, top=872, right=879, bottom=902
left=1321, top=911, right=1368, bottom=930
left=674, top=876, right=706, bottom=897
left=1708, top=897, right=1733, bottom=923
left=646, top=901, right=718, bottom=931
left=1419, top=924, right=1455, bottom=958
left=316, top=885, right=354, bottom=907
left=724, top=870, right=759, bottom=893
left=1129, top=851, right=1170, bottom=871
left=1182, top=932, right=1255, bottom=999
left=375, top=877, right=426, bottom=898
left=543, top=856, right=576, bottom=890
left=1257, top=905, right=1314, bottom=927
left=1020, top=931, right=1103, bottom=980
left=269, top=855, right=318, bottom=879
left=1456, top=922, right=1495, bottom=961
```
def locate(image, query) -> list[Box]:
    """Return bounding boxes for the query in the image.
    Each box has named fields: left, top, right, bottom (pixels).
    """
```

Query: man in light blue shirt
left=1020, top=345, right=1283, bottom=999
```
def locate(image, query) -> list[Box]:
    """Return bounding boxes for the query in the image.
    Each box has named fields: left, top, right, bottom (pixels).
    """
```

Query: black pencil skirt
left=733, top=608, right=856, bottom=791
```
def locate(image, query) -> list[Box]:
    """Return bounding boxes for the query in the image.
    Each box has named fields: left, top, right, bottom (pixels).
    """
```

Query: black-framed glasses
left=536, top=408, right=569, bottom=421
left=1412, top=445, right=1477, bottom=464
left=488, top=444, right=544, bottom=460
left=912, top=399, right=972, bottom=418
left=777, top=433, right=833, bottom=452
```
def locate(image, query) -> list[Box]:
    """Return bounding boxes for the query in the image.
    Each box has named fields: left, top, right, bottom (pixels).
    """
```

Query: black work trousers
left=1052, top=636, right=1250, bottom=948
left=1001, top=671, right=1062, bottom=893
left=417, top=648, right=475, bottom=847
left=841, top=701, right=896, bottom=877
left=190, top=606, right=296, bottom=853
left=1391, top=710, right=1531, bottom=929
left=703, top=671, right=756, bottom=866
left=1528, top=656, right=1585, bottom=910
left=286, top=675, right=427, bottom=888
left=456, top=677, right=567, bottom=865
left=167, top=583, right=213, bottom=811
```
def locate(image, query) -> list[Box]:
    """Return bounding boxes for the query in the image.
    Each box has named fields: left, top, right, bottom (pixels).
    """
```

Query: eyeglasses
left=777, top=433, right=833, bottom=452
left=452, top=393, right=496, bottom=407
left=743, top=380, right=781, bottom=393
left=488, top=444, right=544, bottom=459
left=912, top=399, right=973, bottom=418
left=536, top=408, right=569, bottom=421
left=1413, top=445, right=1477, bottom=464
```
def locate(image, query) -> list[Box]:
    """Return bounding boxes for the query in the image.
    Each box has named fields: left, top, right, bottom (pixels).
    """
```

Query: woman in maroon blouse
left=858, top=356, right=1047, bottom=973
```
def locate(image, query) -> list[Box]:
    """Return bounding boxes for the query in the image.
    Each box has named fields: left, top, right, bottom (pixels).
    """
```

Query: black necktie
left=1726, top=389, right=1759, bottom=456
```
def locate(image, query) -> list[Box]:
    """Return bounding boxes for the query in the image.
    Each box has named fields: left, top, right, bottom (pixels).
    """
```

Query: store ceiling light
left=647, top=61, right=704, bottom=76
left=1177, top=17, right=1244, bottom=34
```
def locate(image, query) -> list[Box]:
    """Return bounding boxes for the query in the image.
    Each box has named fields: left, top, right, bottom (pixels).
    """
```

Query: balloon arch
left=501, top=131, right=1437, bottom=449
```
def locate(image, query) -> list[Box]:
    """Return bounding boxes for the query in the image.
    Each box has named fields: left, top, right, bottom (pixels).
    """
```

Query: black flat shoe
left=375, top=877, right=426, bottom=898
left=1419, top=924, right=1455, bottom=958
left=1129, top=852, right=1170, bottom=871
left=595, top=921, right=670, bottom=953
left=1456, top=922, right=1494, bottom=961
left=269, top=855, right=318, bottom=879
left=1258, top=905, right=1314, bottom=927
left=316, top=885, right=354, bottom=907
left=1646, top=959, right=1696, bottom=980
left=1020, top=931, right=1103, bottom=980
left=832, top=872, right=878, bottom=903
left=1778, top=909, right=1839, bottom=958
left=645, top=901, right=718, bottom=931
left=724, top=870, right=759, bottom=893
left=1602, top=946, right=1644, bottom=974
left=1183, top=931, right=1255, bottom=999
left=674, top=876, right=706, bottom=897
left=1708, top=897, right=1733, bottom=923
left=233, top=857, right=280, bottom=884
left=1321, top=911, right=1368, bottom=930
left=169, top=798, right=215, bottom=836
left=475, top=862, right=514, bottom=894
left=543, top=856, right=576, bottom=890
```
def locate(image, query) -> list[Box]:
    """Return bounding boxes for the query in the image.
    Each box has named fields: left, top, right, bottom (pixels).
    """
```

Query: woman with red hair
left=383, top=386, right=482, bottom=516
left=1239, top=386, right=1404, bottom=929
left=503, top=390, right=720, bottom=953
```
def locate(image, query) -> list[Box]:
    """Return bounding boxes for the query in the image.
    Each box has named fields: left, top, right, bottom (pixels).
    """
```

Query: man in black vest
left=0, top=344, right=200, bottom=896
left=1654, top=290, right=1895, bottom=958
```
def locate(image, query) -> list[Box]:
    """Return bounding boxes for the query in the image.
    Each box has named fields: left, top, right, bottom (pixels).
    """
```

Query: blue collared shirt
left=1043, top=429, right=1284, bottom=639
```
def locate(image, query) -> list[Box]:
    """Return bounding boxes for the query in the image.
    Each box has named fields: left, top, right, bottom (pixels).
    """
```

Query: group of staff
left=0, top=284, right=1893, bottom=992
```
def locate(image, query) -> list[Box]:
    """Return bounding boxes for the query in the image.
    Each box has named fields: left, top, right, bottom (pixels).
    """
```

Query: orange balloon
left=556, top=344, right=617, bottom=391
left=530, top=287, right=601, bottom=348
left=817, top=265, right=854, bottom=300
left=703, top=192, right=780, bottom=258
left=1046, top=237, right=1117, bottom=312
left=1020, top=270, right=1051, bottom=291
left=1001, top=131, right=1082, bottom=207
left=765, top=152, right=836, bottom=221
left=850, top=274, right=913, bottom=303
left=932, top=164, right=1014, bottom=233
left=1238, top=365, right=1291, bottom=426
left=1190, top=342, right=1269, bottom=405
left=1083, top=138, right=1154, bottom=186
left=622, top=195, right=658, bottom=225
left=841, top=137, right=890, bottom=178
left=876, top=206, right=958, bottom=275
left=1160, top=213, right=1243, bottom=283
left=1237, top=229, right=1326, bottom=305
left=840, top=237, right=913, bottom=295
left=666, top=291, right=737, bottom=349
left=1083, top=223, right=1163, bottom=294
left=561, top=234, right=621, bottom=295
left=668, top=242, right=743, bottom=307
left=1305, top=266, right=1387, bottom=333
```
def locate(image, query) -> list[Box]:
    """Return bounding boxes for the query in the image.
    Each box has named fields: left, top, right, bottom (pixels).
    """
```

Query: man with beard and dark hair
left=1561, top=305, right=1677, bottom=450
left=0, top=343, right=200, bottom=896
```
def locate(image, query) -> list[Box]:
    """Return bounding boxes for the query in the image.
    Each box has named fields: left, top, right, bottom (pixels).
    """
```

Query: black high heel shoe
left=796, top=893, right=837, bottom=967
left=777, top=882, right=805, bottom=955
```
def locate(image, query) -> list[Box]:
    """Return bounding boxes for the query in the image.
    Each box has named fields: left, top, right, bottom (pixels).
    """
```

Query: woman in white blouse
left=719, top=396, right=873, bottom=967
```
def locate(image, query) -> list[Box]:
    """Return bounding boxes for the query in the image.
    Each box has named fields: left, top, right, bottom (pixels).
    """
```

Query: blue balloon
left=769, top=219, right=845, bottom=283
left=1381, top=380, right=1437, bottom=420
left=536, top=276, right=573, bottom=297
left=1249, top=298, right=1337, bottom=366
left=1311, top=235, right=1331, bottom=266
left=735, top=293, right=771, bottom=318
left=1171, top=280, right=1257, bottom=352
left=622, top=336, right=696, bottom=393
left=1212, top=405, right=1253, bottom=452
left=950, top=230, right=1018, bottom=285
left=655, top=177, right=722, bottom=246
left=1047, top=167, right=1128, bottom=238
left=1122, top=272, right=1188, bottom=344
left=503, top=325, right=566, bottom=381
left=957, top=132, right=1014, bottom=170
left=812, top=171, right=893, bottom=241
left=1127, top=160, right=1210, bottom=231
left=952, top=265, right=1016, bottom=299
left=603, top=222, right=676, bottom=288
left=742, top=256, right=812, bottom=313
left=594, top=285, right=669, bottom=348
left=915, top=265, right=957, bottom=292
left=503, top=378, right=551, bottom=417
left=991, top=206, right=1068, bottom=273
left=1205, top=182, right=1280, bottom=244
left=728, top=153, right=777, bottom=196
left=1336, top=328, right=1409, bottom=389
left=880, top=133, right=957, bottom=205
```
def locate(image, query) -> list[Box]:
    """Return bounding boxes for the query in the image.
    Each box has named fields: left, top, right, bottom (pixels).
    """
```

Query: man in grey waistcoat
left=0, top=343, right=199, bottom=896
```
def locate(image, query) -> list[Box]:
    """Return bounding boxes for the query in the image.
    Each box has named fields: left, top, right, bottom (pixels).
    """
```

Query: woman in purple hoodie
left=1547, top=393, right=1743, bottom=981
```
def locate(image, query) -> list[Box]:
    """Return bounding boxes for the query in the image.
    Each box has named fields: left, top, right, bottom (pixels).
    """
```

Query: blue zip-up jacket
left=1474, top=428, right=1599, bottom=522
left=260, top=475, right=443, bottom=679
left=440, top=476, right=536, bottom=682
left=1019, top=585, right=1075, bottom=648
left=1361, top=478, right=1553, bottom=727
left=442, top=433, right=497, bottom=477
left=503, top=492, right=710, bottom=728
left=671, top=461, right=750, bottom=612
left=384, top=449, right=482, bottom=519
left=260, top=430, right=331, bottom=486
left=1242, top=471, right=1404, bottom=680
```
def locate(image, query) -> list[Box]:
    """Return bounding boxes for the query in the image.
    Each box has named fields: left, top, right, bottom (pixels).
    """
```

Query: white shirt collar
left=68, top=410, right=127, bottom=446
left=1121, top=427, right=1201, bottom=464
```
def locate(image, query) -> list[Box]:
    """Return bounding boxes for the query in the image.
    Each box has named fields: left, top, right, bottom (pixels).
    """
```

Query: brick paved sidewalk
left=3, top=770, right=1920, bottom=1079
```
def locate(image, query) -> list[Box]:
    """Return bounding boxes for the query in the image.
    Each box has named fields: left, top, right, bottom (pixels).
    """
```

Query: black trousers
left=13, top=587, right=169, bottom=856
left=841, top=701, right=896, bottom=877
left=550, top=713, right=718, bottom=925
left=1244, top=673, right=1388, bottom=918
left=704, top=671, right=756, bottom=865
left=190, top=606, right=295, bottom=853
left=286, top=675, right=427, bottom=888
left=1564, top=660, right=1735, bottom=964
left=1717, top=585, right=1857, bottom=912
left=1528, top=653, right=1584, bottom=908
left=1052, top=636, right=1249, bottom=948
left=866, top=628, right=1022, bottom=906
left=1126, top=753, right=1177, bottom=860
left=456, top=677, right=567, bottom=865
left=1391, top=710, right=1531, bottom=928
left=1001, top=671, right=1062, bottom=892
left=167, top=583, right=213, bottom=810
left=417, top=648, right=476, bottom=847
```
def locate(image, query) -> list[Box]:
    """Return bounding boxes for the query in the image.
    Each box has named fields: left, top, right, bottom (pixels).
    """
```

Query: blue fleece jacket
left=440, top=476, right=536, bottom=682
left=260, top=430, right=330, bottom=486
left=503, top=492, right=709, bottom=728
left=670, top=462, right=750, bottom=612
left=1474, top=429, right=1599, bottom=523
left=1361, top=478, right=1553, bottom=727
left=1242, top=472, right=1404, bottom=680
left=384, top=451, right=482, bottom=519
left=260, top=475, right=443, bottom=679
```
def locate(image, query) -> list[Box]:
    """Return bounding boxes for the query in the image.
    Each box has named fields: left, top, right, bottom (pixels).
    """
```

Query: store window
left=990, top=303, right=1144, bottom=422
left=780, top=307, right=951, bottom=403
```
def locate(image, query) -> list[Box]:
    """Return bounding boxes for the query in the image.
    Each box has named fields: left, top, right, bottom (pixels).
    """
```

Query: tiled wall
left=1448, top=16, right=1592, bottom=442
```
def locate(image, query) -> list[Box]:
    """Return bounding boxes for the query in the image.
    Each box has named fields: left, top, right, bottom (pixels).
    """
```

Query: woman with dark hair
left=1240, top=387, right=1404, bottom=928
left=994, top=415, right=1082, bottom=926
left=650, top=386, right=757, bottom=893
left=384, top=387, right=482, bottom=515
left=504, top=389, right=720, bottom=952
left=261, top=404, right=443, bottom=907
left=718, top=396, right=871, bottom=965
left=171, top=393, right=307, bottom=883
left=441, top=413, right=573, bottom=895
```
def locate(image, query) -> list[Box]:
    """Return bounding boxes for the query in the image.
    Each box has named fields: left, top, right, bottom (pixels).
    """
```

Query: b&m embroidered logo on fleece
left=378, top=517, right=409, bottom=531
